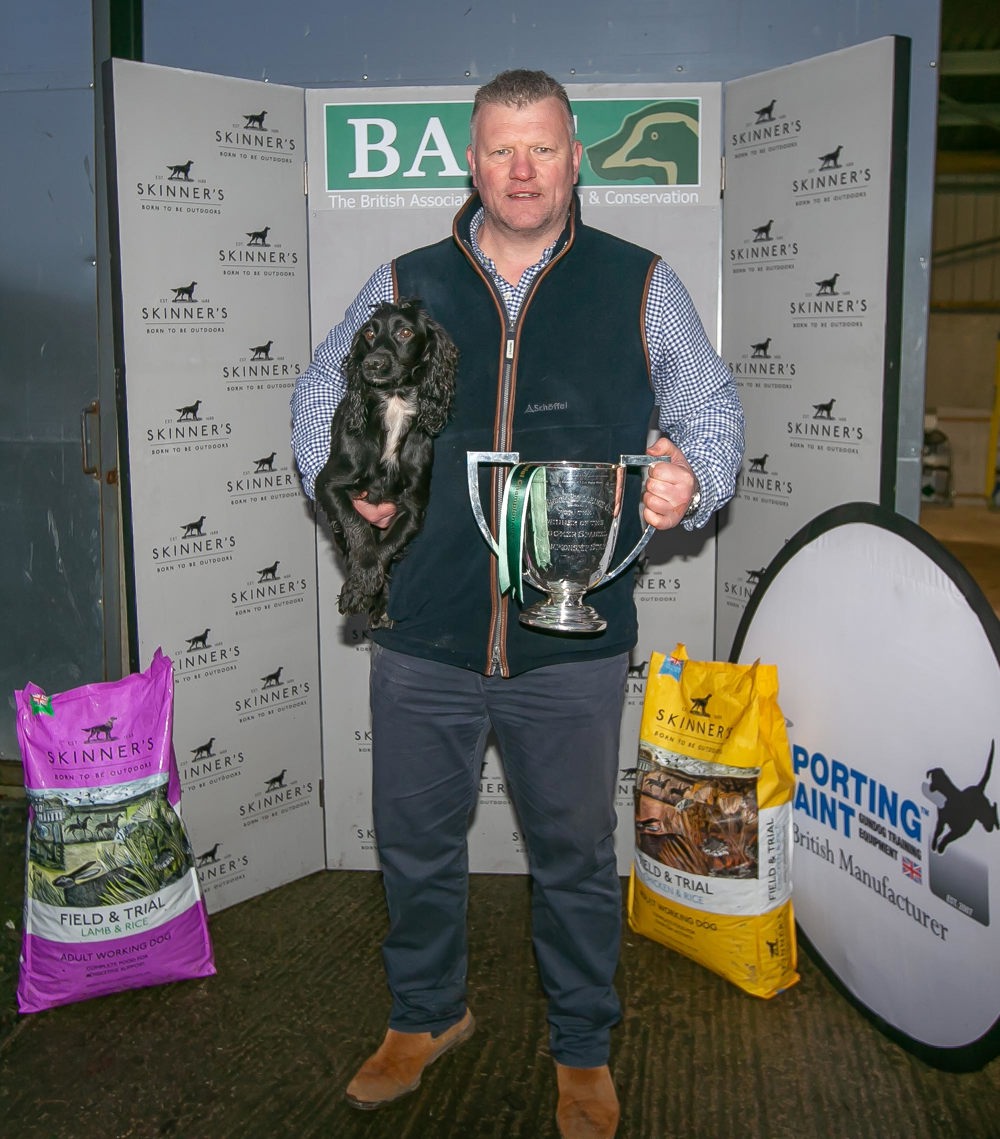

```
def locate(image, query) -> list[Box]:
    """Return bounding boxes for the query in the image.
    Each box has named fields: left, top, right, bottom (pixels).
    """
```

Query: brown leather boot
left=344, top=1010, right=475, bottom=1110
left=555, top=1062, right=620, bottom=1139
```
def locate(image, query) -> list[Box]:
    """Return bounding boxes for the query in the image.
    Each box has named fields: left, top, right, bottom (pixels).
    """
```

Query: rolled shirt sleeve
left=646, top=260, right=745, bottom=527
left=290, top=264, right=395, bottom=499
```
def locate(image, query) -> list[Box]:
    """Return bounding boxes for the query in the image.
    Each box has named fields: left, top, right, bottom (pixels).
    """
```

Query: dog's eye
left=362, top=326, right=376, bottom=343
left=396, top=328, right=414, bottom=341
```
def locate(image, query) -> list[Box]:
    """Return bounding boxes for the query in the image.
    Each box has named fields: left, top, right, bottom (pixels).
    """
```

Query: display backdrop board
left=105, top=38, right=906, bottom=897
left=716, top=37, right=907, bottom=656
left=105, top=60, right=325, bottom=912
left=733, top=503, right=1000, bottom=1070
left=305, top=82, right=723, bottom=873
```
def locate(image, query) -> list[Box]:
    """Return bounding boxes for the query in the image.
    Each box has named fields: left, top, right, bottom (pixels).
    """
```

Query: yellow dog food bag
left=627, top=644, right=799, bottom=997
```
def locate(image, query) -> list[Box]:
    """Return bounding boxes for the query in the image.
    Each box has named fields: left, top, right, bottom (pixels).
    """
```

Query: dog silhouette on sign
left=927, top=741, right=999, bottom=854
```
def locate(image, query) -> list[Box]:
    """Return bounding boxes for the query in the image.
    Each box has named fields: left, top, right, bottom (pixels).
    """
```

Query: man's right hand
left=352, top=492, right=398, bottom=530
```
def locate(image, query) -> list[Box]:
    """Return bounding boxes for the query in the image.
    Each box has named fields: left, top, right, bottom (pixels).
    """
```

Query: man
left=292, top=70, right=743, bottom=1139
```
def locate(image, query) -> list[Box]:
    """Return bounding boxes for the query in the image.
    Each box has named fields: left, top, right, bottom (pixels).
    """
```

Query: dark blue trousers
left=369, top=644, right=628, bottom=1067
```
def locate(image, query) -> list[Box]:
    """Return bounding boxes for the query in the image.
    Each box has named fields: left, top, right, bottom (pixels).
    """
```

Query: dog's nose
left=362, top=350, right=394, bottom=377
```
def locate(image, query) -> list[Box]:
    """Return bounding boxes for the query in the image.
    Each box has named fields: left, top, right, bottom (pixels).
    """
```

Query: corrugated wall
left=932, top=188, right=1000, bottom=306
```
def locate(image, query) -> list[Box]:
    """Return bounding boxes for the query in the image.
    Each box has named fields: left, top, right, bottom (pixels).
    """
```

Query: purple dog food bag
left=14, top=648, right=215, bottom=1013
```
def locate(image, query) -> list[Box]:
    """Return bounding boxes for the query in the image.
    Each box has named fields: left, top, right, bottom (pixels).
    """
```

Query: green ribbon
left=498, top=464, right=550, bottom=603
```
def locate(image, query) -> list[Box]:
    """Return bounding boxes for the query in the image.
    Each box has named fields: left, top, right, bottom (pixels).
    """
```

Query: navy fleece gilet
left=371, top=194, right=657, bottom=677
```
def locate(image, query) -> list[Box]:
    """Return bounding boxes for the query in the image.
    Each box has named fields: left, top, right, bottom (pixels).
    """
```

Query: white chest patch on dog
left=380, top=393, right=418, bottom=468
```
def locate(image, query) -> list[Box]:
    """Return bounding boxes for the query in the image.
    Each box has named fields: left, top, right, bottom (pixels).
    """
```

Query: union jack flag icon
left=902, top=857, right=922, bottom=883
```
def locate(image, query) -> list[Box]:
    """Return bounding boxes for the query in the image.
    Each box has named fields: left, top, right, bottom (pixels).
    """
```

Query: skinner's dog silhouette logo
left=84, top=715, right=117, bottom=742
left=586, top=101, right=700, bottom=187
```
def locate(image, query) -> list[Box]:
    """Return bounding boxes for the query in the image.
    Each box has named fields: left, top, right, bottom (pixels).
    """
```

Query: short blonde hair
left=470, top=69, right=575, bottom=145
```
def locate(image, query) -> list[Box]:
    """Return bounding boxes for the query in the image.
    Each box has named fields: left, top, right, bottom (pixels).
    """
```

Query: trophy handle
left=466, top=451, right=520, bottom=555
left=600, top=454, right=662, bottom=585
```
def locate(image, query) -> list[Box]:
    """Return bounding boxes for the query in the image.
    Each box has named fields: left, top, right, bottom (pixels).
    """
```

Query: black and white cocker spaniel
left=315, top=298, right=458, bottom=625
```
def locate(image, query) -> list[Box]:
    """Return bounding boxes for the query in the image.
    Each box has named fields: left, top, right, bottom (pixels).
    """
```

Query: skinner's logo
left=585, top=101, right=700, bottom=186
left=191, top=737, right=216, bottom=760
left=728, top=336, right=797, bottom=389
left=218, top=225, right=300, bottom=272
left=689, top=694, right=711, bottom=717
left=83, top=715, right=118, bottom=742
left=215, top=108, right=296, bottom=159
left=738, top=451, right=792, bottom=502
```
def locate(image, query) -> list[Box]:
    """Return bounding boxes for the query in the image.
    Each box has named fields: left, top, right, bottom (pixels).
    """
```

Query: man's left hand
left=642, top=437, right=699, bottom=530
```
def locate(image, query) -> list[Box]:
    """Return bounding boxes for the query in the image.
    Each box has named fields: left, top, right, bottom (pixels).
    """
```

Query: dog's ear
left=338, top=328, right=373, bottom=434
left=344, top=322, right=370, bottom=373
left=416, top=319, right=459, bottom=436
left=338, top=380, right=367, bottom=435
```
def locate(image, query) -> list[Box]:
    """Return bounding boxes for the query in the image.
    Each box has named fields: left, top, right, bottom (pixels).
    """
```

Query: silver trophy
left=467, top=452, right=659, bottom=633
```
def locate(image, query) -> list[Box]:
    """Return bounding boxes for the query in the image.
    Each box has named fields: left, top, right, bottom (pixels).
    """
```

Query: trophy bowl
left=467, top=452, right=658, bottom=633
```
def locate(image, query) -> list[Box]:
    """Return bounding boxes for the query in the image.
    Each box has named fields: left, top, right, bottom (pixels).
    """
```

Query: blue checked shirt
left=291, top=208, right=744, bottom=527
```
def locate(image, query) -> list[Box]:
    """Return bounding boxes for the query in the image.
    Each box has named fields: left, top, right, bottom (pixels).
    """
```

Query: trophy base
left=519, top=597, right=607, bottom=634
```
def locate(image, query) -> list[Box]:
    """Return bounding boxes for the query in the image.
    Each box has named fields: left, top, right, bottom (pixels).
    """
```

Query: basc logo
left=323, top=98, right=702, bottom=199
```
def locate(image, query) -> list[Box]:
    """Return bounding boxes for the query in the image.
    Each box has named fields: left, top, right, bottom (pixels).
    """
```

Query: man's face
left=467, top=96, right=582, bottom=246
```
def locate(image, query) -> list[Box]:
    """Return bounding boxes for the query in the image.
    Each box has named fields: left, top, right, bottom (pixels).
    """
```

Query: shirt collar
left=468, top=206, right=560, bottom=277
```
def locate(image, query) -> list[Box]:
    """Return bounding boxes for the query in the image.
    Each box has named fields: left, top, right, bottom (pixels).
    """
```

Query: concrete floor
left=1, top=503, right=997, bottom=1138
left=2, top=809, right=999, bottom=1139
